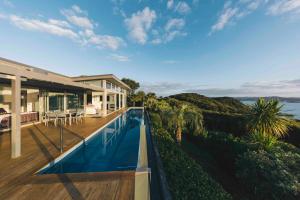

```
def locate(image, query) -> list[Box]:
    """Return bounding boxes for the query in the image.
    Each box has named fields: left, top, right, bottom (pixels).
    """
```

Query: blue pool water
left=40, top=109, right=144, bottom=174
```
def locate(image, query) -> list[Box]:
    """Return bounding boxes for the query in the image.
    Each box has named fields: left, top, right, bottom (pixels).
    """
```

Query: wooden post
left=11, top=75, right=21, bottom=158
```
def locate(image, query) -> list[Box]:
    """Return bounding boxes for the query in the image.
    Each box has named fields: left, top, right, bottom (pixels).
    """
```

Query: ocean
left=242, top=100, right=300, bottom=120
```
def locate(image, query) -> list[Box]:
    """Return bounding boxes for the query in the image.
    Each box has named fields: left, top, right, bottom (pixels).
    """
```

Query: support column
left=122, top=92, right=126, bottom=108
left=11, top=75, right=21, bottom=158
left=63, top=92, right=67, bottom=112
left=83, top=92, right=87, bottom=116
left=114, top=93, right=117, bottom=111
left=45, top=95, right=49, bottom=112
left=38, top=91, right=44, bottom=122
left=103, top=80, right=107, bottom=116
left=118, top=93, right=121, bottom=110
left=124, top=91, right=127, bottom=108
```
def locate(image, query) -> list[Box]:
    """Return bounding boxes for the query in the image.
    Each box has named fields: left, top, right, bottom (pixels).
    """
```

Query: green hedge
left=236, top=144, right=300, bottom=200
left=188, top=131, right=300, bottom=200
left=284, top=124, right=300, bottom=148
left=152, top=126, right=232, bottom=200
left=202, top=111, right=247, bottom=137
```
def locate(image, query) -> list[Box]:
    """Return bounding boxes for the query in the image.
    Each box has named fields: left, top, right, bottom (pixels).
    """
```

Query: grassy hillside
left=169, top=93, right=249, bottom=114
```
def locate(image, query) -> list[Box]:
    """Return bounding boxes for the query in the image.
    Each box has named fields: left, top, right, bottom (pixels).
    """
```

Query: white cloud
left=48, top=19, right=71, bottom=28
left=79, top=29, right=125, bottom=50
left=140, top=82, right=205, bottom=96
left=210, top=0, right=266, bottom=34
left=165, top=18, right=185, bottom=31
left=9, top=15, right=78, bottom=39
left=151, top=18, right=187, bottom=44
left=151, top=38, right=162, bottom=44
left=175, top=1, right=191, bottom=15
left=211, top=7, right=239, bottom=33
left=167, top=0, right=174, bottom=9
left=187, top=79, right=300, bottom=97
left=3, top=5, right=125, bottom=50
left=268, top=0, right=300, bottom=15
left=165, top=30, right=187, bottom=42
left=71, top=5, right=87, bottom=15
left=124, top=7, right=156, bottom=44
left=61, top=5, right=94, bottom=29
left=141, top=79, right=300, bottom=97
left=110, top=54, right=130, bottom=62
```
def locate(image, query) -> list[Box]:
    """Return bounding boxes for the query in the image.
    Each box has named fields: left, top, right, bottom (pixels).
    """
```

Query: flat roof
left=72, top=74, right=131, bottom=90
left=0, top=57, right=130, bottom=91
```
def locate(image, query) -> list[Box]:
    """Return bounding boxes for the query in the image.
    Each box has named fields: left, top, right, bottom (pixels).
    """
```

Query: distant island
left=236, top=97, right=300, bottom=103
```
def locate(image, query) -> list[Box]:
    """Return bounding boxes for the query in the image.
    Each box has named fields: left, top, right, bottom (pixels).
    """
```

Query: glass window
left=67, top=94, right=79, bottom=109
left=49, top=93, right=64, bottom=111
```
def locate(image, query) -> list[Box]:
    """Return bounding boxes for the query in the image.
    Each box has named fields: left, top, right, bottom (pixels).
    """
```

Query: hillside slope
left=169, top=93, right=249, bottom=114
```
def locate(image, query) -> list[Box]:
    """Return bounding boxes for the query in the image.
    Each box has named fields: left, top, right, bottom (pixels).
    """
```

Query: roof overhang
left=0, top=58, right=103, bottom=92
left=72, top=74, right=131, bottom=90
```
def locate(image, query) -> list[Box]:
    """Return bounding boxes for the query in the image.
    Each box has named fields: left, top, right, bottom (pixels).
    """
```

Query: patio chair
left=75, top=109, right=85, bottom=124
left=68, top=110, right=77, bottom=125
left=56, top=112, right=67, bottom=126
left=45, top=112, right=58, bottom=127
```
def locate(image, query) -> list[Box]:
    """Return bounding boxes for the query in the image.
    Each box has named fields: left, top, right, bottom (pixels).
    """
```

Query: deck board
left=0, top=109, right=135, bottom=200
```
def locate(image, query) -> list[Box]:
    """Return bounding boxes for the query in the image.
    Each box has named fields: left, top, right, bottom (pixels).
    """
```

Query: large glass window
left=21, top=90, right=27, bottom=112
left=49, top=93, right=64, bottom=111
left=67, top=94, right=79, bottom=109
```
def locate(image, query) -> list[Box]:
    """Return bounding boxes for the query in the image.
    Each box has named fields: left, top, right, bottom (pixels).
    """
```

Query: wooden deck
left=0, top=109, right=135, bottom=200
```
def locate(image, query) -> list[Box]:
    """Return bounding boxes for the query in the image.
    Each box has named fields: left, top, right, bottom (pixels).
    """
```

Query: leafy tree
left=121, top=78, right=140, bottom=94
left=247, top=98, right=292, bottom=138
left=131, top=91, right=145, bottom=106
left=146, top=92, right=156, bottom=99
left=144, top=93, right=157, bottom=109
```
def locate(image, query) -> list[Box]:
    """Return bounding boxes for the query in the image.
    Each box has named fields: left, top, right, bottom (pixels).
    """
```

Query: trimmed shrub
left=202, top=111, right=247, bottom=137
left=153, top=127, right=232, bottom=200
left=236, top=147, right=300, bottom=200
left=203, top=132, right=248, bottom=172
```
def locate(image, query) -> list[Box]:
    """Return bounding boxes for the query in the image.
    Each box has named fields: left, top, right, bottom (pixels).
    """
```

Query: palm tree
left=175, top=104, right=187, bottom=143
left=247, top=98, right=291, bottom=138
left=184, top=109, right=204, bottom=137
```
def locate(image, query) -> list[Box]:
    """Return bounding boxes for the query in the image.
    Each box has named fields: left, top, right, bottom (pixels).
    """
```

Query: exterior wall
left=81, top=80, right=103, bottom=88
left=0, top=85, right=39, bottom=113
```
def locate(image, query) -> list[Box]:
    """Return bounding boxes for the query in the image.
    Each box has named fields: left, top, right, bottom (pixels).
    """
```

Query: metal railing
left=58, top=118, right=64, bottom=153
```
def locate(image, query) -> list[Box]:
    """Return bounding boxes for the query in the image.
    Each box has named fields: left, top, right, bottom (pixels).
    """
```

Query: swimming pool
left=39, top=109, right=144, bottom=174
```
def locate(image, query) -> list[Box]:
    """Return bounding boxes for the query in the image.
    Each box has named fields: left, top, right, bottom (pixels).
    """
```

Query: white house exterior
left=0, top=57, right=130, bottom=158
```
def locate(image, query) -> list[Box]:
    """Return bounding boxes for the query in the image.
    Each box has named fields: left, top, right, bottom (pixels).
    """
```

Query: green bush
left=149, top=112, right=162, bottom=129
left=236, top=147, right=300, bottom=200
left=153, top=127, right=232, bottom=200
left=203, top=111, right=247, bottom=137
left=203, top=132, right=248, bottom=171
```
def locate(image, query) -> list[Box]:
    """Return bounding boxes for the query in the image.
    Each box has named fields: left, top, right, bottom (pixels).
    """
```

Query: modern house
left=0, top=57, right=130, bottom=158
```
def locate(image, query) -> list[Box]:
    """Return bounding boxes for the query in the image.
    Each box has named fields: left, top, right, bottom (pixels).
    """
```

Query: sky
left=0, top=0, right=300, bottom=97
